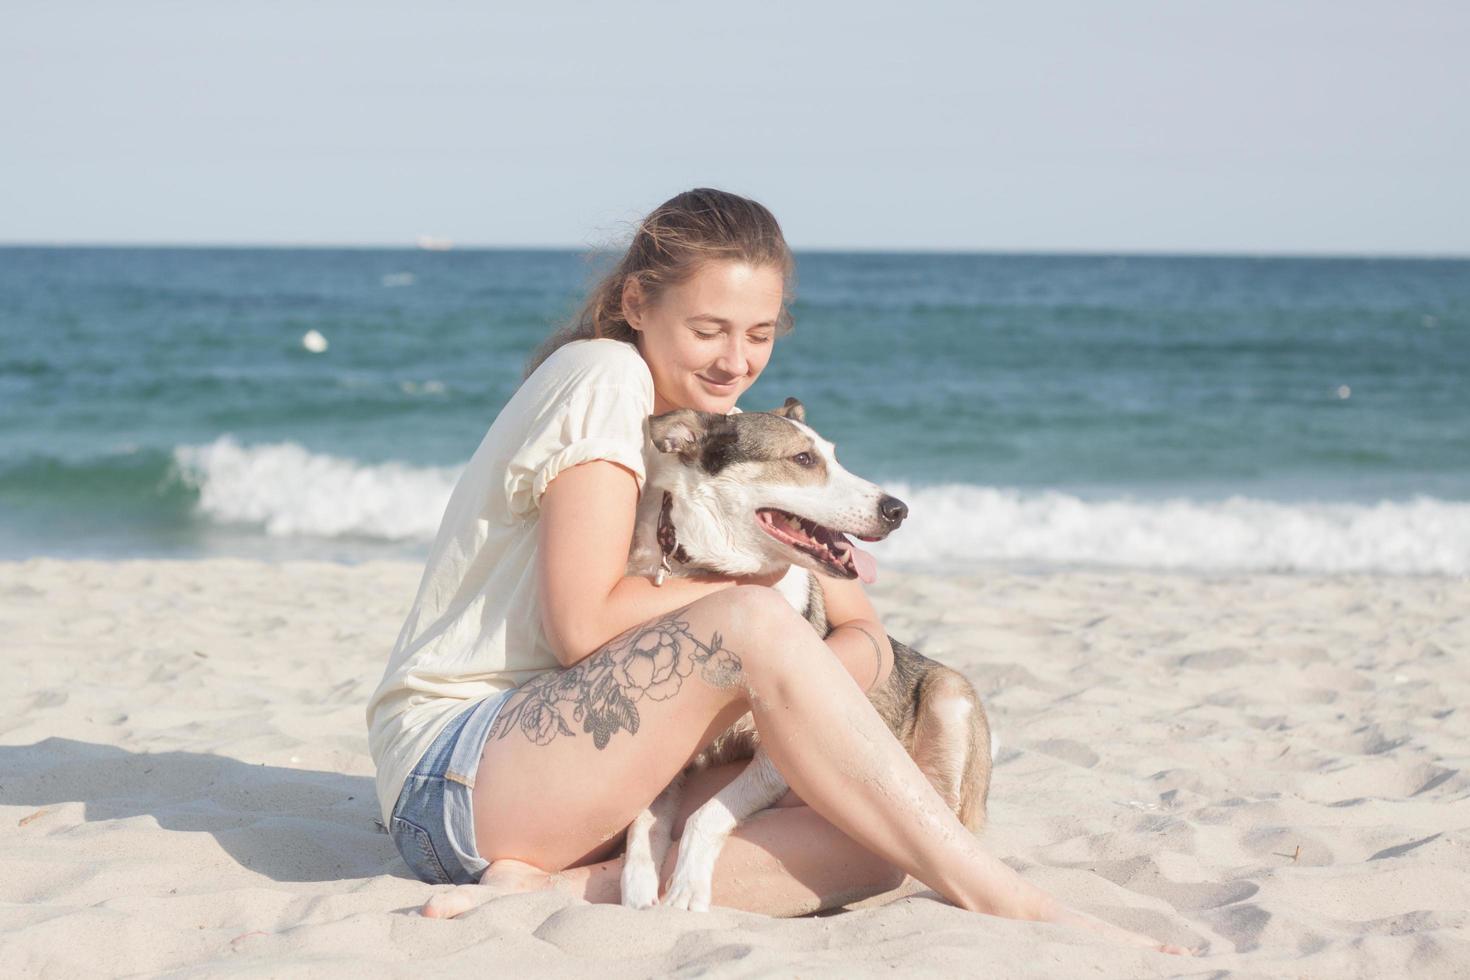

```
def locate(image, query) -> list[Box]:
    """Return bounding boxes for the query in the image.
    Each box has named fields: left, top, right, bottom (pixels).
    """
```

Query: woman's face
left=624, top=260, right=782, bottom=415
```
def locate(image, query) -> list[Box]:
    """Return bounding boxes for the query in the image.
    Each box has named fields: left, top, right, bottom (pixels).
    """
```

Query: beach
left=4, top=558, right=1466, bottom=977
left=7, top=0, right=1469, bottom=972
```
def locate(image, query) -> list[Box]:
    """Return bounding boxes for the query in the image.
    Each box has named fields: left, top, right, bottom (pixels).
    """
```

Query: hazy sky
left=4, top=1, right=1466, bottom=254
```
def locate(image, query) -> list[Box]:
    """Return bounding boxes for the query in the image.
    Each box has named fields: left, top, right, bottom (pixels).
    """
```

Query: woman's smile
left=696, top=374, right=740, bottom=392
left=624, top=260, right=783, bottom=415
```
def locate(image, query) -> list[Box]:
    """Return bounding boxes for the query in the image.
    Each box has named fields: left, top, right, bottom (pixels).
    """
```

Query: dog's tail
left=911, top=665, right=992, bottom=834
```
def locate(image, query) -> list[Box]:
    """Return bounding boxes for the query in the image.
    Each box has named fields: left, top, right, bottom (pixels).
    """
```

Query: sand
left=2, top=558, right=1467, bottom=978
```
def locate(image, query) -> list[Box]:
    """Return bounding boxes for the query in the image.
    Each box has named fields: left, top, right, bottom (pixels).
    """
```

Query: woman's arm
left=537, top=458, right=760, bottom=666
left=816, top=573, right=894, bottom=693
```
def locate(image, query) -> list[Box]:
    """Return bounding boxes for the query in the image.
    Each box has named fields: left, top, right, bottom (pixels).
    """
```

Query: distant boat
left=416, top=234, right=454, bottom=251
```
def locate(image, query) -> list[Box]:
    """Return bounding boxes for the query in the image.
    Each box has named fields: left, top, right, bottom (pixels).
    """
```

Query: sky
left=3, top=1, right=1467, bottom=255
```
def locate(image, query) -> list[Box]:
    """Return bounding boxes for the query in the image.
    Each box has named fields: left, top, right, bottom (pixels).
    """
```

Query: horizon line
left=1, top=240, right=1467, bottom=262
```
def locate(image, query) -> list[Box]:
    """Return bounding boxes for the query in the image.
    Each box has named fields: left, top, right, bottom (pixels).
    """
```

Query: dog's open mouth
left=755, top=509, right=878, bottom=584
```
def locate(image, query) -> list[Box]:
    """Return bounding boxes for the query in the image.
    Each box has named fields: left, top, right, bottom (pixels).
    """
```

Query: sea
left=2, top=247, right=1467, bottom=575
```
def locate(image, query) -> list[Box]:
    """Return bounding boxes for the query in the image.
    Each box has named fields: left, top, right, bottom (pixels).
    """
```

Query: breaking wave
left=869, top=482, right=1470, bottom=576
left=172, top=436, right=461, bottom=541
left=168, top=438, right=1470, bottom=575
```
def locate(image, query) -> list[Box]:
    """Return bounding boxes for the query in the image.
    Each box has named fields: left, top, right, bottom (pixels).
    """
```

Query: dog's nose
left=879, top=495, right=908, bottom=526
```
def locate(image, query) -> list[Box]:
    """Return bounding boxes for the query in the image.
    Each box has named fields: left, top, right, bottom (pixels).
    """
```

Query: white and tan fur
left=620, top=398, right=993, bottom=911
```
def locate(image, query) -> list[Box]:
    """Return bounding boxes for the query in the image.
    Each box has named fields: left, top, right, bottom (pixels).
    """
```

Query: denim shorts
left=389, top=691, right=512, bottom=886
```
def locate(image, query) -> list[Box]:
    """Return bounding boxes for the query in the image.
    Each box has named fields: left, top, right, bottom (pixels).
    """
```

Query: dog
left=619, top=397, right=992, bottom=911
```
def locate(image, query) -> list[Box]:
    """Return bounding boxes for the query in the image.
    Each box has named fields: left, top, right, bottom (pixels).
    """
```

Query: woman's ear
left=621, top=277, right=645, bottom=331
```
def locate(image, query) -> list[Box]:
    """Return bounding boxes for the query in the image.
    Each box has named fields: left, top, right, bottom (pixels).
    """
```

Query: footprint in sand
left=1032, top=738, right=1100, bottom=768
left=1173, top=648, right=1249, bottom=671
left=1207, top=901, right=1272, bottom=952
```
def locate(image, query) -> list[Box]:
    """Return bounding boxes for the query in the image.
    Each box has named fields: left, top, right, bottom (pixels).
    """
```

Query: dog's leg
left=960, top=696, right=994, bottom=831
left=911, top=666, right=992, bottom=833
left=621, top=806, right=661, bottom=909
left=663, top=747, right=788, bottom=912
left=642, top=775, right=684, bottom=900
left=621, top=773, right=685, bottom=909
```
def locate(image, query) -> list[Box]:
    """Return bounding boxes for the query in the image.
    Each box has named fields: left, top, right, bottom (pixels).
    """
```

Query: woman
left=366, top=188, right=1182, bottom=952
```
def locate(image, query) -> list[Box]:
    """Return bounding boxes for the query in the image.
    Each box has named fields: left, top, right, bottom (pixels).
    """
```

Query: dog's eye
left=792, top=452, right=814, bottom=466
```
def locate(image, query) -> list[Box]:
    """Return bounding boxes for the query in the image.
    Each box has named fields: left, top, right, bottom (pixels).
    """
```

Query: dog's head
left=643, top=397, right=907, bottom=583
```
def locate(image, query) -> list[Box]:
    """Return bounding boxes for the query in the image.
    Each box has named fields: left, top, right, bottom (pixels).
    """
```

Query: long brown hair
left=524, top=188, right=796, bottom=377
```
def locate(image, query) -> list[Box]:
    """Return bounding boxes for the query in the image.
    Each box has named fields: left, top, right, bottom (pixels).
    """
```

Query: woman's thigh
left=472, top=591, right=768, bottom=871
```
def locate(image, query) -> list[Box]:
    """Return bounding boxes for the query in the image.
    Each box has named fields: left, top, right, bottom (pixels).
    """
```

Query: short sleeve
left=502, top=343, right=652, bottom=518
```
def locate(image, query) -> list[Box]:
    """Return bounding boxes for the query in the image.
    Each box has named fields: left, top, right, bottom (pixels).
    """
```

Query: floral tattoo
left=489, top=611, right=742, bottom=749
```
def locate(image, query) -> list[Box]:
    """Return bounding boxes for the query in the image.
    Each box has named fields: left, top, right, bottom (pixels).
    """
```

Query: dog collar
left=655, top=491, right=693, bottom=585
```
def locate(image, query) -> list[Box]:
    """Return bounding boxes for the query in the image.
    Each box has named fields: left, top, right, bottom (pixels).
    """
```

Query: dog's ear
left=647, top=409, right=712, bottom=459
left=770, top=397, right=806, bottom=424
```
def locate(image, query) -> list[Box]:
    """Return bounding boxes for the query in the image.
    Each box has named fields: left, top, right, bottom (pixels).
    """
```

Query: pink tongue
left=849, top=543, right=878, bottom=584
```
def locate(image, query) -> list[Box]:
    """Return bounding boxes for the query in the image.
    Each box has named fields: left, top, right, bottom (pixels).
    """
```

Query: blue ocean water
left=2, top=247, right=1467, bottom=573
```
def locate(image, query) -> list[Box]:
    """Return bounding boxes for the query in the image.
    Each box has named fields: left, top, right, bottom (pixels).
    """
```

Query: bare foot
left=420, top=858, right=557, bottom=918
left=1051, top=906, right=1193, bottom=956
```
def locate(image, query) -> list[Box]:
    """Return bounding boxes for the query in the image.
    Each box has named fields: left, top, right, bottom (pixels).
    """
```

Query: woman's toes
left=420, top=885, right=487, bottom=919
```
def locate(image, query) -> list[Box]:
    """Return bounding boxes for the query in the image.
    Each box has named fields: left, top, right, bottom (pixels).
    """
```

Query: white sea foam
left=170, top=438, right=1470, bottom=575
left=172, top=437, right=461, bottom=541
left=870, top=483, right=1470, bottom=576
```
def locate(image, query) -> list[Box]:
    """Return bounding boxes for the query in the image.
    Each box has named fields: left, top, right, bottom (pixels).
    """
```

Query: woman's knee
left=707, top=585, right=809, bottom=648
left=690, top=585, right=823, bottom=687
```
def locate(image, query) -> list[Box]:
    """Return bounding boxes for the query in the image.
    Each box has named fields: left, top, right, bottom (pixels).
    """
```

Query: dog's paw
left=662, top=856, right=714, bottom=912
left=620, top=860, right=661, bottom=910
left=661, top=879, right=711, bottom=912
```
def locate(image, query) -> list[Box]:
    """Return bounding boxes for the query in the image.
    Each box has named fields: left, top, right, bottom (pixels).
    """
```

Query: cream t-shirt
left=366, top=337, right=656, bottom=824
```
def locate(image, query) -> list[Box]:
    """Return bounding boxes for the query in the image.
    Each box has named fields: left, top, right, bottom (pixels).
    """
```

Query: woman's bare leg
left=422, top=798, right=906, bottom=919
left=425, top=761, right=907, bottom=918
left=456, top=586, right=1180, bottom=951
left=659, top=763, right=910, bottom=914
